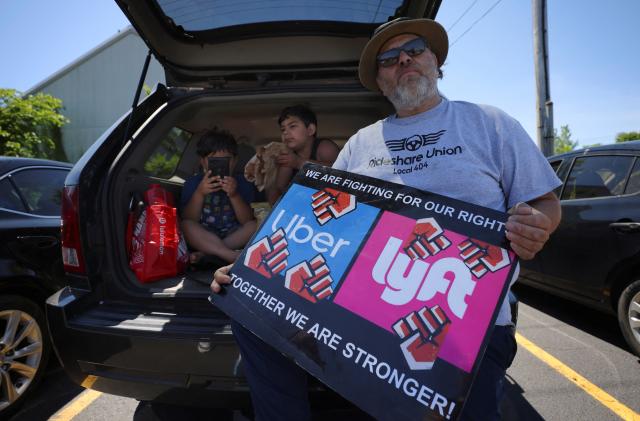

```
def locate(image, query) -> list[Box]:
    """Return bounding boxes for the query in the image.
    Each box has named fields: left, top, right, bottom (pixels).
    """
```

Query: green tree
left=143, top=83, right=152, bottom=97
left=554, top=124, right=579, bottom=155
left=615, top=131, right=640, bottom=143
left=144, top=153, right=180, bottom=179
left=0, top=88, right=69, bottom=159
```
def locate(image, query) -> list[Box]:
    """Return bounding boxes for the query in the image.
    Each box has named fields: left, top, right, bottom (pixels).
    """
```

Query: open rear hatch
left=102, top=0, right=443, bottom=299
left=115, top=0, right=442, bottom=88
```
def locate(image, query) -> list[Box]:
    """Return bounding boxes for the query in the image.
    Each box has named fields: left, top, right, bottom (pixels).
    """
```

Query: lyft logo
left=372, top=237, right=475, bottom=319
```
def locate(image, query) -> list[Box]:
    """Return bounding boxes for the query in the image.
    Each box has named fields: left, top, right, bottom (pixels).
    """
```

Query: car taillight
left=61, top=185, right=86, bottom=273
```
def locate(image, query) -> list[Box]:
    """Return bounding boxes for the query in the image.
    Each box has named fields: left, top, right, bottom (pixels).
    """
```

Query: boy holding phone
left=181, top=128, right=256, bottom=263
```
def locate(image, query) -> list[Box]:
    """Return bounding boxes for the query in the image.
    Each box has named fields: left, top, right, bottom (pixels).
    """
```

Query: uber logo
left=270, top=209, right=351, bottom=258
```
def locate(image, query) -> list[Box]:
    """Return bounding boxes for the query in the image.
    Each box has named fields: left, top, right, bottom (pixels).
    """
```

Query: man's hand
left=211, top=264, right=233, bottom=293
left=276, top=149, right=303, bottom=169
left=311, top=188, right=356, bottom=225
left=220, top=176, right=238, bottom=198
left=197, top=172, right=222, bottom=195
left=506, top=201, right=554, bottom=260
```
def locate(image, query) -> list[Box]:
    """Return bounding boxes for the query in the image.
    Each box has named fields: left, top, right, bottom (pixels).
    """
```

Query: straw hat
left=358, top=18, right=448, bottom=91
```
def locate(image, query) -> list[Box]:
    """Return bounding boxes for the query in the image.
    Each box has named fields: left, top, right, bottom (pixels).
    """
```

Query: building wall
left=34, top=30, right=165, bottom=162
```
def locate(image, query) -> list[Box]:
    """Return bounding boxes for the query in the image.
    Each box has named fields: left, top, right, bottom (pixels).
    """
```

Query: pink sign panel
left=334, top=211, right=515, bottom=372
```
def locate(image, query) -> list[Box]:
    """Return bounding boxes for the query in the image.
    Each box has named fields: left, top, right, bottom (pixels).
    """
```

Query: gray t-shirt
left=333, top=97, right=561, bottom=325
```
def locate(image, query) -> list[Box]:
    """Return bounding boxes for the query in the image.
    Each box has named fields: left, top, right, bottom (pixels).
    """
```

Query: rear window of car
left=156, top=0, right=405, bottom=31
left=0, top=179, right=27, bottom=212
left=9, top=168, right=69, bottom=216
left=624, top=158, right=640, bottom=195
left=549, top=160, right=562, bottom=173
left=562, top=155, right=634, bottom=200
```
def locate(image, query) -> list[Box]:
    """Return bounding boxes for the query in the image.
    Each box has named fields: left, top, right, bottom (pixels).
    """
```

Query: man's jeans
left=459, top=325, right=518, bottom=421
left=231, top=320, right=311, bottom=421
left=232, top=321, right=517, bottom=421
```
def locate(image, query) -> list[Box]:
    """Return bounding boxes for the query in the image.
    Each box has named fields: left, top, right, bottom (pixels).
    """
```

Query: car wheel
left=0, top=295, right=50, bottom=418
left=617, top=280, right=640, bottom=357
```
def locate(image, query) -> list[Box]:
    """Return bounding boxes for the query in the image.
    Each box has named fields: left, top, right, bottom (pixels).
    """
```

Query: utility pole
left=533, top=0, right=554, bottom=156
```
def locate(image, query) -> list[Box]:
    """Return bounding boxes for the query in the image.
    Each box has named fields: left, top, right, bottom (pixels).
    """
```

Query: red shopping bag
left=128, top=184, right=188, bottom=283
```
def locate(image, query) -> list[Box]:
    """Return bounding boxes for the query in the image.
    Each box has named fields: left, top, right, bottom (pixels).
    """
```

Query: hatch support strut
left=123, top=50, right=152, bottom=145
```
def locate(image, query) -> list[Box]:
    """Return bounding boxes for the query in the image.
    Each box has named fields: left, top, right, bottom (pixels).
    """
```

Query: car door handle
left=16, top=235, right=59, bottom=248
left=609, top=222, right=640, bottom=233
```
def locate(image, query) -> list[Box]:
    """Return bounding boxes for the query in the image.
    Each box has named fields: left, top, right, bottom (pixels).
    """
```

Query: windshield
left=155, top=0, right=406, bottom=31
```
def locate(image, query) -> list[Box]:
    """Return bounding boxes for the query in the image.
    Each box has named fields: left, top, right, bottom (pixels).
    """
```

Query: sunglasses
left=376, top=37, right=428, bottom=68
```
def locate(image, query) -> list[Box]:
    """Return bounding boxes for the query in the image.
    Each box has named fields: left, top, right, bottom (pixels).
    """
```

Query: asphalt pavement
left=9, top=284, right=640, bottom=421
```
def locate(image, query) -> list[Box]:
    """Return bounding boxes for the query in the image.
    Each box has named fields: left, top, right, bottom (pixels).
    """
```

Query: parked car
left=45, top=0, right=443, bottom=411
left=0, top=156, right=71, bottom=416
left=519, top=141, right=640, bottom=356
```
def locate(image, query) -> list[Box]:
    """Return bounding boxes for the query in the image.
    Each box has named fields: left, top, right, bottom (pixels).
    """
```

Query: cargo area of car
left=107, top=89, right=392, bottom=297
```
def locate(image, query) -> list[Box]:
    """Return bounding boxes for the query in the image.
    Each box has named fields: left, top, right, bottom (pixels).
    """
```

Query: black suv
left=519, top=141, right=640, bottom=356
left=0, top=156, right=71, bottom=416
left=46, top=0, right=443, bottom=410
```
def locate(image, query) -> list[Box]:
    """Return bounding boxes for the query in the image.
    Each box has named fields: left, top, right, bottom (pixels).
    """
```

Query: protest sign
left=209, top=163, right=517, bottom=420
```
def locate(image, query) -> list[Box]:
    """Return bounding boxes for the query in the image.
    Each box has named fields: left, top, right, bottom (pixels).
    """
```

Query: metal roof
left=24, top=26, right=136, bottom=95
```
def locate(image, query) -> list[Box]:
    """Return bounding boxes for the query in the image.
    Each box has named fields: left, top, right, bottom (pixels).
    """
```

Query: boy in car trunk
left=181, top=128, right=257, bottom=263
left=265, top=105, right=340, bottom=204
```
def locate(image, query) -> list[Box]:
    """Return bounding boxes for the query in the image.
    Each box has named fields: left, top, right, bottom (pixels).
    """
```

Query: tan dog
left=244, top=142, right=288, bottom=192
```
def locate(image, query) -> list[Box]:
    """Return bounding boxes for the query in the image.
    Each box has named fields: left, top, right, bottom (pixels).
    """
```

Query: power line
left=372, top=0, right=383, bottom=23
left=447, top=0, right=480, bottom=32
left=450, top=0, right=504, bottom=48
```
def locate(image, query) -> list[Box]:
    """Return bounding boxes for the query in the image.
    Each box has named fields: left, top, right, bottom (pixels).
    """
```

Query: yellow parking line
left=49, top=376, right=102, bottom=421
left=516, top=332, right=640, bottom=421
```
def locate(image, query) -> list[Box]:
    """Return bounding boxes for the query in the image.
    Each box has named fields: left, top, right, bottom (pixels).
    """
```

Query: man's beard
left=382, top=73, right=438, bottom=111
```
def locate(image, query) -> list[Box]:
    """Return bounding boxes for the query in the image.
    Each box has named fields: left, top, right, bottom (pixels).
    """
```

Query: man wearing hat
left=332, top=17, right=562, bottom=419
left=212, top=17, right=562, bottom=421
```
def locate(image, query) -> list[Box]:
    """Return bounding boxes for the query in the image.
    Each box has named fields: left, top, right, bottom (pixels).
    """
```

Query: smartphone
left=207, top=156, right=230, bottom=178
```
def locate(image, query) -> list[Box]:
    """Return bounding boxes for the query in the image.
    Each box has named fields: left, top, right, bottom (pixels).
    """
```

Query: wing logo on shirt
left=385, top=130, right=447, bottom=152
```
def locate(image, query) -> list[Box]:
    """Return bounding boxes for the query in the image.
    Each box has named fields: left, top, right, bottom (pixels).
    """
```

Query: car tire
left=0, top=295, right=51, bottom=418
left=617, top=280, right=640, bottom=357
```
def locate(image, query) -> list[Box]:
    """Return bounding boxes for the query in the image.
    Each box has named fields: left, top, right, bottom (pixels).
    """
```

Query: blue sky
left=1, top=0, right=638, bottom=147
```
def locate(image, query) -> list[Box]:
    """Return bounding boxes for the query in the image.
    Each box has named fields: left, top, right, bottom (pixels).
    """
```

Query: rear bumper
left=46, top=287, right=251, bottom=408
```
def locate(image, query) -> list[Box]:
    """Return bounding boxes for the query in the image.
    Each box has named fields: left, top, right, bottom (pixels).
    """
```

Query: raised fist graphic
left=392, top=305, right=451, bottom=370
left=284, top=254, right=334, bottom=303
left=311, top=188, right=356, bottom=225
left=243, top=228, right=289, bottom=278
left=458, top=238, right=510, bottom=278
left=402, top=217, right=451, bottom=260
